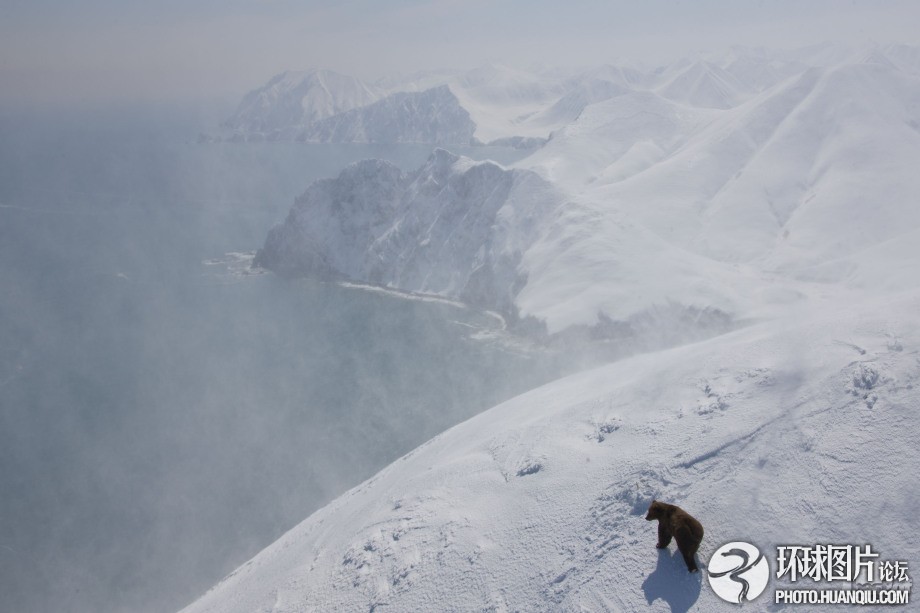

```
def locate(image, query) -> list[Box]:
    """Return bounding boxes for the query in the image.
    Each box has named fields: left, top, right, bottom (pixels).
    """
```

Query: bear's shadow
left=641, top=548, right=702, bottom=613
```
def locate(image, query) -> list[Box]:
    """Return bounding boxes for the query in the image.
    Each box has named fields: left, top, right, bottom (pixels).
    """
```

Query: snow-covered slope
left=518, top=53, right=920, bottom=332
left=446, top=63, right=569, bottom=143
left=656, top=60, right=748, bottom=109
left=223, top=69, right=380, bottom=138
left=254, top=149, right=563, bottom=315
left=509, top=76, right=629, bottom=135
left=717, top=46, right=809, bottom=94
left=181, top=289, right=920, bottom=613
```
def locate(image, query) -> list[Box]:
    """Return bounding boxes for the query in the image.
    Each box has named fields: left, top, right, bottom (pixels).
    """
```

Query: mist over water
left=0, top=107, right=561, bottom=613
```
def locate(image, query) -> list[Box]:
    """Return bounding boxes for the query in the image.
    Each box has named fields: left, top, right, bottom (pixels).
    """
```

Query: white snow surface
left=187, top=45, right=920, bottom=612
left=182, top=290, right=920, bottom=613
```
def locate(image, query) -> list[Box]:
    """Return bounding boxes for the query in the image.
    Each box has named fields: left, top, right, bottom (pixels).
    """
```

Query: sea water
left=0, top=106, right=560, bottom=613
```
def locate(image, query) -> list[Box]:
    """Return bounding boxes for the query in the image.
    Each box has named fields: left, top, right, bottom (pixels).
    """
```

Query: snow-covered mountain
left=519, top=53, right=920, bottom=331
left=222, top=69, right=380, bottom=138
left=186, top=44, right=920, bottom=612
left=220, top=63, right=570, bottom=145
left=296, top=86, right=476, bottom=145
left=250, top=46, right=920, bottom=336
left=220, top=44, right=920, bottom=147
left=250, top=45, right=920, bottom=335
left=255, top=149, right=563, bottom=315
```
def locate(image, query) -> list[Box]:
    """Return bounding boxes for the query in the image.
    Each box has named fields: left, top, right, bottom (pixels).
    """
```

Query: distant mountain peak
left=222, top=68, right=380, bottom=136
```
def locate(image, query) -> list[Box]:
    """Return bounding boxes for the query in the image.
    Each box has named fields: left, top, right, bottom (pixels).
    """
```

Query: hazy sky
left=1, top=0, right=918, bottom=106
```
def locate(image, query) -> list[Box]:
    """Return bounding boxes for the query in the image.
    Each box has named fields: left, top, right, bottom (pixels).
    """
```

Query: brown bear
left=645, top=500, right=704, bottom=572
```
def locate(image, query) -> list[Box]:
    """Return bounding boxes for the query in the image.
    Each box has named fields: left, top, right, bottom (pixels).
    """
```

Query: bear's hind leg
left=674, top=527, right=700, bottom=572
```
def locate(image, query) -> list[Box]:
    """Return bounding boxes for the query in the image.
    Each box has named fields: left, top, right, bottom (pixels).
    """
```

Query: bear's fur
left=645, top=500, right=704, bottom=572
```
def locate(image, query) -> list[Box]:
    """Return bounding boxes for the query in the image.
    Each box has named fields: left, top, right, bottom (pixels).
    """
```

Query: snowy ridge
left=181, top=292, right=920, bottom=612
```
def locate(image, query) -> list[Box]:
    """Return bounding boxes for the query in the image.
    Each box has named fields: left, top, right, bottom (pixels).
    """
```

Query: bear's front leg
left=656, top=522, right=672, bottom=549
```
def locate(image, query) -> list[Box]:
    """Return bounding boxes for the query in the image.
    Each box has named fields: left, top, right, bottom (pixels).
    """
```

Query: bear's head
left=645, top=500, right=667, bottom=521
